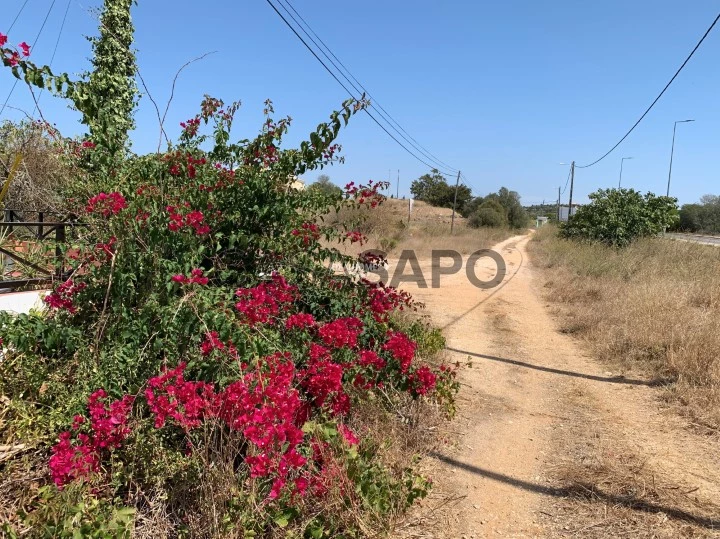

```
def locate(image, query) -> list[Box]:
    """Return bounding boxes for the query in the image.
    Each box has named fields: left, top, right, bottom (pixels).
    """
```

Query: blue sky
left=2, top=0, right=718, bottom=205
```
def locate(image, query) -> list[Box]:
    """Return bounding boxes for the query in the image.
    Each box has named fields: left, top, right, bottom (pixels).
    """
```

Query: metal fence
left=0, top=209, right=83, bottom=290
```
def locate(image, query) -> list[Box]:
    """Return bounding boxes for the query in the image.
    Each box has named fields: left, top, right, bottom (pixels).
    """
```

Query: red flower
left=18, top=42, right=30, bottom=57
left=44, top=279, right=86, bottom=313
left=408, top=365, right=437, bottom=396
left=6, top=51, right=20, bottom=67
left=317, top=317, right=363, bottom=349
left=345, top=230, right=367, bottom=245
left=357, top=350, right=386, bottom=370
left=49, top=391, right=134, bottom=488
left=285, top=313, right=316, bottom=330
left=235, top=274, right=297, bottom=326
left=86, top=192, right=127, bottom=217
left=0, top=34, right=8, bottom=47
left=382, top=331, right=417, bottom=372
left=200, top=331, right=225, bottom=356
left=338, top=424, right=359, bottom=446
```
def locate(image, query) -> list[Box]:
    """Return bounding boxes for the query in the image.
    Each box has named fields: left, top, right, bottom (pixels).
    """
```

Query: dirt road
left=396, top=234, right=720, bottom=538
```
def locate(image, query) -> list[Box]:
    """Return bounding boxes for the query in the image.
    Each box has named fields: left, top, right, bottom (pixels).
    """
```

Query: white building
left=558, top=205, right=580, bottom=222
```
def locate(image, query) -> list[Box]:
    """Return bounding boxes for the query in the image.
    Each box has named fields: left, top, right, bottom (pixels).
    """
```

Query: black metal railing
left=0, top=209, right=83, bottom=290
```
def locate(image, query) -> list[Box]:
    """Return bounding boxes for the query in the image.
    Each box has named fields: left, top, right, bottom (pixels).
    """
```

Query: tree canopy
left=410, top=170, right=471, bottom=210
left=307, top=173, right=342, bottom=197
left=561, top=188, right=679, bottom=247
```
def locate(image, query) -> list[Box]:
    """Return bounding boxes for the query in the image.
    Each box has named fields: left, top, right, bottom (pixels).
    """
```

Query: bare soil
left=394, top=233, right=720, bottom=538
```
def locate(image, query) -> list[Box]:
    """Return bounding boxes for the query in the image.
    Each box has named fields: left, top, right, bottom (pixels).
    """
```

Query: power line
left=577, top=11, right=720, bottom=169
left=277, top=0, right=459, bottom=174
left=264, top=0, right=457, bottom=178
left=34, top=0, right=71, bottom=112
left=1, top=0, right=58, bottom=117
left=560, top=167, right=571, bottom=195
left=5, top=0, right=32, bottom=34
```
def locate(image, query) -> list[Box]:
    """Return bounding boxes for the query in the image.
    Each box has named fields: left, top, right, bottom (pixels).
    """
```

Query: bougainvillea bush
left=0, top=38, right=458, bottom=536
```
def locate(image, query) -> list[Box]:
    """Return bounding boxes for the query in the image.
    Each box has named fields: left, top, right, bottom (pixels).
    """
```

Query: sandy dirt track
left=395, top=233, right=720, bottom=538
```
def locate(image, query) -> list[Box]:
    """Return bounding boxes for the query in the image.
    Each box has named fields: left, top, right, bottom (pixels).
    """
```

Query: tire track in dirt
left=396, top=233, right=720, bottom=538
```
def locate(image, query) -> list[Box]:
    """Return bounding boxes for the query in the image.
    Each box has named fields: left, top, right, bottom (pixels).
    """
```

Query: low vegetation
left=559, top=188, right=678, bottom=247
left=0, top=15, right=460, bottom=538
left=330, top=198, right=514, bottom=257
left=677, top=194, right=720, bottom=234
left=0, top=120, right=78, bottom=214
left=408, top=171, right=529, bottom=231
left=530, top=225, right=720, bottom=430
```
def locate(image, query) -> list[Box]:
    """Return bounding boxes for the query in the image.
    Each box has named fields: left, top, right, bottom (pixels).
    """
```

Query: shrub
left=1, top=26, right=460, bottom=536
left=560, top=188, right=678, bottom=247
left=0, top=120, right=77, bottom=213
left=469, top=199, right=508, bottom=228
left=0, top=94, right=458, bottom=536
left=466, top=187, right=528, bottom=229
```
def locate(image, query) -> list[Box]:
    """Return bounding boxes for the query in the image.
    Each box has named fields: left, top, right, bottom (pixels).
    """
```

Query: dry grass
left=529, top=225, right=720, bottom=431
left=329, top=198, right=515, bottom=259
left=541, top=384, right=720, bottom=538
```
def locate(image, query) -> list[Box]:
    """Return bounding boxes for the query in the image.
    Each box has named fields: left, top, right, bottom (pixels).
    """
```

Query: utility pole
left=388, top=169, right=391, bottom=196
left=567, top=161, right=575, bottom=221
left=557, top=186, right=561, bottom=222
left=450, top=170, right=462, bottom=234
left=396, top=169, right=400, bottom=199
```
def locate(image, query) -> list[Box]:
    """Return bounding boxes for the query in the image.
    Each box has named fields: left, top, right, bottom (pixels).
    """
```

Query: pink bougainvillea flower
left=382, top=331, right=417, bottom=372
left=0, top=33, right=8, bottom=47
left=6, top=51, right=20, bottom=67
left=338, top=423, right=359, bottom=446
left=285, top=313, right=316, bottom=331
left=317, top=317, right=363, bottom=349
left=18, top=41, right=30, bottom=57
left=86, top=192, right=127, bottom=217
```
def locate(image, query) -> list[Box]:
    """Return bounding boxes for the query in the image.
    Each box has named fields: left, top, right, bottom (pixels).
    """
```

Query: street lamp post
left=667, top=119, right=694, bottom=197
left=619, top=157, right=633, bottom=188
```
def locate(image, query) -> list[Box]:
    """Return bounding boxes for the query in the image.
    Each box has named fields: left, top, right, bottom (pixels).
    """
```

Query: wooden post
left=568, top=161, right=575, bottom=221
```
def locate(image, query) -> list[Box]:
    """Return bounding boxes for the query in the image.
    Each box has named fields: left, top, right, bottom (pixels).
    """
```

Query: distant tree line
left=677, top=195, right=720, bottom=234
left=410, top=171, right=528, bottom=229
left=525, top=203, right=559, bottom=222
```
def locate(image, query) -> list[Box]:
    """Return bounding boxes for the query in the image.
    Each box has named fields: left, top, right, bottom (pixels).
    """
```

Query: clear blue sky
left=2, top=0, right=718, bottom=205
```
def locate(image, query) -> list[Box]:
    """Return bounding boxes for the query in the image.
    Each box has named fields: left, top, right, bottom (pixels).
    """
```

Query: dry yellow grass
left=542, top=383, right=720, bottom=538
left=329, top=198, right=515, bottom=258
left=529, top=225, right=720, bottom=431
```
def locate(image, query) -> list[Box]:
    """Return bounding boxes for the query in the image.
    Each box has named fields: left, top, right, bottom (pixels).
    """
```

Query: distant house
left=535, top=216, right=549, bottom=228
left=558, top=204, right=581, bottom=222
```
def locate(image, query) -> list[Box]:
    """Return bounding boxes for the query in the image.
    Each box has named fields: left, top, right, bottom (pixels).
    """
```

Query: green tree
left=410, top=170, right=471, bottom=209
left=459, top=196, right=483, bottom=218
left=468, top=199, right=507, bottom=228
left=560, top=188, right=678, bottom=247
left=476, top=187, right=528, bottom=228
left=82, top=0, right=138, bottom=159
left=1, top=0, right=138, bottom=171
left=678, top=203, right=702, bottom=231
left=308, top=173, right=342, bottom=197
